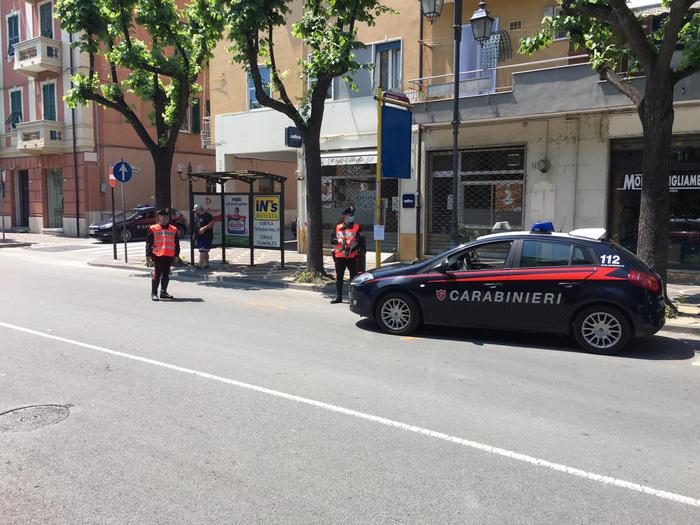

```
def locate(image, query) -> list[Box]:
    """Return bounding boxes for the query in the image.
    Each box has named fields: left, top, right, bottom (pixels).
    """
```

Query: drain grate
left=0, top=405, right=70, bottom=432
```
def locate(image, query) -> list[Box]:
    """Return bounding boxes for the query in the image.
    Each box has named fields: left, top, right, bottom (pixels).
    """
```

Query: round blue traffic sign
left=113, top=161, right=133, bottom=183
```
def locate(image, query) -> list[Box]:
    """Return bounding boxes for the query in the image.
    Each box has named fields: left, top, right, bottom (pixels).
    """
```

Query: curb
left=0, top=242, right=32, bottom=249
left=87, top=260, right=335, bottom=294
left=661, top=320, right=700, bottom=337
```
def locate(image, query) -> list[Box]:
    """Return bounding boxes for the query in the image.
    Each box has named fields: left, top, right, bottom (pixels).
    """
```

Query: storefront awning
left=321, top=150, right=377, bottom=166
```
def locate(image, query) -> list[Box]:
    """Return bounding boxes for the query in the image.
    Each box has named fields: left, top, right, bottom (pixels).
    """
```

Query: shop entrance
left=427, top=146, right=525, bottom=253
left=610, top=139, right=700, bottom=270
left=46, top=169, right=63, bottom=228
left=321, top=163, right=399, bottom=252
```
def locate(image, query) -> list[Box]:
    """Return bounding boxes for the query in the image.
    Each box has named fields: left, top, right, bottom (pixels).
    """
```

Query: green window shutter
left=191, top=99, right=201, bottom=134
left=42, top=84, right=56, bottom=121
left=40, top=3, right=53, bottom=38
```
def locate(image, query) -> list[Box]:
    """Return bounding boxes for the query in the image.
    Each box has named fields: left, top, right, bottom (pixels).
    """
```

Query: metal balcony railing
left=406, top=54, right=591, bottom=103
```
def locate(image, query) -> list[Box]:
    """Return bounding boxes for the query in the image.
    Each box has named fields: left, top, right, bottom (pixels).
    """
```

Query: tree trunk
left=637, top=80, right=674, bottom=282
left=153, top=150, right=174, bottom=210
left=303, top=122, right=326, bottom=275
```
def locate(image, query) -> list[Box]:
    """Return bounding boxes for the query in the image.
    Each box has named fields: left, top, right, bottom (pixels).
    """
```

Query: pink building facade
left=0, top=0, right=214, bottom=236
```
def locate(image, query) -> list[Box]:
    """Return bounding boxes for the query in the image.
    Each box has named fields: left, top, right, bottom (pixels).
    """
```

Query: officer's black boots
left=331, top=282, right=343, bottom=304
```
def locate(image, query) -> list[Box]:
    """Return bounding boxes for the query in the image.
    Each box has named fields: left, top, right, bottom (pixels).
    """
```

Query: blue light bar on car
left=531, top=221, right=555, bottom=234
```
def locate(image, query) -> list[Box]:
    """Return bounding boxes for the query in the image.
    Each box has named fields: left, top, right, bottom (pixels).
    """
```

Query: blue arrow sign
left=113, top=161, right=133, bottom=183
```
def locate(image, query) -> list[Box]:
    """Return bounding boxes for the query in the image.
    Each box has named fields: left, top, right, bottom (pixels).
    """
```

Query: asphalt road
left=1, top=245, right=699, bottom=523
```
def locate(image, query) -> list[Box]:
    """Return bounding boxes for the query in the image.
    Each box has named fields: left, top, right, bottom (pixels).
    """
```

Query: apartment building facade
left=0, top=0, right=214, bottom=237
left=210, top=0, right=700, bottom=276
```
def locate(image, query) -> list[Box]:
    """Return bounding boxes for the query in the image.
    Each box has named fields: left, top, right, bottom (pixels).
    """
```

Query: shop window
left=428, top=147, right=525, bottom=253
left=610, top=143, right=700, bottom=270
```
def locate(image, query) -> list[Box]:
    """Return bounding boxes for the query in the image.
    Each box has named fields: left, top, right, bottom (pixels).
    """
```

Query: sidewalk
left=87, top=242, right=395, bottom=294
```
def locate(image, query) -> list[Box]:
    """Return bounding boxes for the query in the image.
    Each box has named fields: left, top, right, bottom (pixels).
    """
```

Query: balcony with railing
left=14, top=36, right=62, bottom=76
left=16, top=121, right=65, bottom=154
left=406, top=54, right=591, bottom=103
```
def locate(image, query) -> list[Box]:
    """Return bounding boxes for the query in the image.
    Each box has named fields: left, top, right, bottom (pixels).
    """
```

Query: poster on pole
left=224, top=194, right=250, bottom=247
left=193, top=194, right=222, bottom=245
left=253, top=195, right=282, bottom=249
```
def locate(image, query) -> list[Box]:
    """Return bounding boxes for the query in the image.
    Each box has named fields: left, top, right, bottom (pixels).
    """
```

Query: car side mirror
left=436, top=258, right=450, bottom=273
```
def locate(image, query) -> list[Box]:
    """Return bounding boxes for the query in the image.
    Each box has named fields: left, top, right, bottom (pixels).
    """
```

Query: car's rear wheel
left=573, top=305, right=631, bottom=355
left=119, top=228, right=132, bottom=243
left=176, top=225, right=186, bottom=239
left=375, top=292, right=421, bottom=336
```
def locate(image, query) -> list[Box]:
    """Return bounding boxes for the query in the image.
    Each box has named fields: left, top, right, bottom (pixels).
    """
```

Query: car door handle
left=483, top=283, right=503, bottom=289
left=558, top=282, right=581, bottom=288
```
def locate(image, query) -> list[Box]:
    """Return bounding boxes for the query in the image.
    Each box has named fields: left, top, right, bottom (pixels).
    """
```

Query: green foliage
left=223, top=0, right=394, bottom=125
left=56, top=0, right=225, bottom=143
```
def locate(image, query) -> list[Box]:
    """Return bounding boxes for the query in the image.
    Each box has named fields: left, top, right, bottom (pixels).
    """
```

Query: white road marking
left=1, top=320, right=699, bottom=509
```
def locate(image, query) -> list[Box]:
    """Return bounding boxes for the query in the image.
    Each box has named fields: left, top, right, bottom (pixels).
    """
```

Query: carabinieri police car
left=349, top=223, right=665, bottom=354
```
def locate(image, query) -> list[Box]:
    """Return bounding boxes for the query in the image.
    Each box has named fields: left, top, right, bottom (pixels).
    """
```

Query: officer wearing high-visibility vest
left=146, top=209, right=180, bottom=301
left=330, top=206, right=363, bottom=304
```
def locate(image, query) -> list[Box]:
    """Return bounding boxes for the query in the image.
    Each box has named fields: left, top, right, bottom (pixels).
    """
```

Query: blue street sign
left=402, top=193, right=416, bottom=208
left=381, top=106, right=412, bottom=179
left=113, top=161, right=133, bottom=183
left=285, top=126, right=303, bottom=148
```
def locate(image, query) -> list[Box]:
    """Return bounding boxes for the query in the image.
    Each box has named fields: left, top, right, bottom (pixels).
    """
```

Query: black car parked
left=89, top=206, right=188, bottom=242
left=349, top=224, right=665, bottom=354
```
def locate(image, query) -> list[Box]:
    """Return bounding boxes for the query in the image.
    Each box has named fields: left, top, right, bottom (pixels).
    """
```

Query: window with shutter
left=7, top=14, right=19, bottom=56
left=191, top=99, right=201, bottom=134
left=40, top=2, right=53, bottom=38
left=43, top=84, right=57, bottom=121
left=8, top=90, right=23, bottom=128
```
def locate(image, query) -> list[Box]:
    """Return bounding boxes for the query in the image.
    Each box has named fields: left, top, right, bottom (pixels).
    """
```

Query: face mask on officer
left=346, top=215, right=355, bottom=225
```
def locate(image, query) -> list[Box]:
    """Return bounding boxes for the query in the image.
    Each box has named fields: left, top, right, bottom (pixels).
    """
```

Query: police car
left=349, top=223, right=665, bottom=354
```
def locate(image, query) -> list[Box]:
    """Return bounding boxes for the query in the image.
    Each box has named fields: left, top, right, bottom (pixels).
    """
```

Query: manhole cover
left=0, top=405, right=70, bottom=432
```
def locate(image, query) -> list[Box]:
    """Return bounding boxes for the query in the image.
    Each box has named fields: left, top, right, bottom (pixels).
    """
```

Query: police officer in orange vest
left=146, top=209, right=180, bottom=301
left=330, top=206, right=363, bottom=304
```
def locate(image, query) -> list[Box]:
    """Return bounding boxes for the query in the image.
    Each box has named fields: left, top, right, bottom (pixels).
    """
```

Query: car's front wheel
left=176, top=224, right=186, bottom=239
left=375, top=292, right=421, bottom=336
left=573, top=305, right=631, bottom=355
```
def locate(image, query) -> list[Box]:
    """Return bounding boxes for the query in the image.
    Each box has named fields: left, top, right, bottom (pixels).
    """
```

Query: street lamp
left=470, top=1, right=495, bottom=45
left=421, top=1, right=495, bottom=246
left=420, top=0, right=444, bottom=24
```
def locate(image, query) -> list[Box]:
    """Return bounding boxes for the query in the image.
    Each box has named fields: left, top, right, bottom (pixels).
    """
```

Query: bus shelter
left=185, top=169, right=287, bottom=268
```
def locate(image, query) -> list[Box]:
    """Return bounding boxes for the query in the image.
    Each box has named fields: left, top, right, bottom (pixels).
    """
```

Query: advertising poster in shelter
left=253, top=195, right=281, bottom=249
left=193, top=194, right=222, bottom=245
left=224, top=194, right=250, bottom=247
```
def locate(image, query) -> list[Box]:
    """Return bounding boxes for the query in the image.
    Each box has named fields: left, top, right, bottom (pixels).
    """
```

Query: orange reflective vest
left=150, top=223, right=178, bottom=257
left=334, top=223, right=360, bottom=259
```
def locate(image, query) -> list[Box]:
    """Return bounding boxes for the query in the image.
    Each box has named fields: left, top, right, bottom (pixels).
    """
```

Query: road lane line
left=1, top=319, right=698, bottom=508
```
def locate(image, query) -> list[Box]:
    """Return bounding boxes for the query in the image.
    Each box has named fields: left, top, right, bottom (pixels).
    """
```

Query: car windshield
left=113, top=210, right=141, bottom=222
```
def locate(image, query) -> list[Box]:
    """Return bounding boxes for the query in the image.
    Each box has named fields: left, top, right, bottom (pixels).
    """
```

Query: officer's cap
left=342, top=206, right=355, bottom=215
left=156, top=208, right=169, bottom=217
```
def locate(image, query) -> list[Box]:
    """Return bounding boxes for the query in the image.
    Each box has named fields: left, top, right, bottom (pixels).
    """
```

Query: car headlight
left=352, top=272, right=374, bottom=285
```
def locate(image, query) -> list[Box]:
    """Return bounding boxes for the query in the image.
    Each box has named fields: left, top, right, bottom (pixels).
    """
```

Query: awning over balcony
left=321, top=150, right=377, bottom=166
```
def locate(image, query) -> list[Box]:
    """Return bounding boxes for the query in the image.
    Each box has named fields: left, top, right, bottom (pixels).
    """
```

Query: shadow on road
left=162, top=297, right=205, bottom=303
left=355, top=319, right=698, bottom=361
